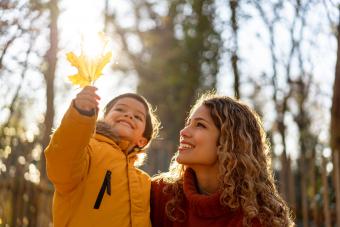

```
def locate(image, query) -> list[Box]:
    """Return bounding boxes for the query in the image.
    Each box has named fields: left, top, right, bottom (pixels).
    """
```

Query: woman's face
left=177, top=104, right=220, bottom=168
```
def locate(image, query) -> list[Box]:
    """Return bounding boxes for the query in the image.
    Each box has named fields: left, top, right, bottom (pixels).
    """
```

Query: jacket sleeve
left=44, top=101, right=97, bottom=194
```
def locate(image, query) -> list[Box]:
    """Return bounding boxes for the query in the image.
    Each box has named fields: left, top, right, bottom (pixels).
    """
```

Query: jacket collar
left=95, top=121, right=141, bottom=155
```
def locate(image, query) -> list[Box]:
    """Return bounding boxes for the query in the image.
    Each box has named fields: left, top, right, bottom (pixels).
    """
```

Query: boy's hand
left=74, top=86, right=101, bottom=114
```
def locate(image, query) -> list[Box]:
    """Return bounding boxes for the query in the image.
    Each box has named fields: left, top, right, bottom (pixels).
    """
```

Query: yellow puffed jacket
left=45, top=103, right=151, bottom=227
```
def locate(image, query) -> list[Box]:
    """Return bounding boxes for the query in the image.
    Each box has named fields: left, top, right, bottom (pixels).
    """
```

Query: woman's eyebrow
left=191, top=117, right=209, bottom=123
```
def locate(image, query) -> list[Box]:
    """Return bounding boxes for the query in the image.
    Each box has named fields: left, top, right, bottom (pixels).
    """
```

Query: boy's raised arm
left=44, top=86, right=100, bottom=194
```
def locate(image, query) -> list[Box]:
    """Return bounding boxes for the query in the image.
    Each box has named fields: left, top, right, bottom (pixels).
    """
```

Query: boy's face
left=104, top=97, right=148, bottom=147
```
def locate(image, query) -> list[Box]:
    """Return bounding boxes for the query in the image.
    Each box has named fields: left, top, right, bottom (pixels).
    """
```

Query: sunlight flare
left=66, top=32, right=112, bottom=87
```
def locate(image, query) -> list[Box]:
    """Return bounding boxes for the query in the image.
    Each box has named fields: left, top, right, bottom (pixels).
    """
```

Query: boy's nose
left=124, top=112, right=133, bottom=119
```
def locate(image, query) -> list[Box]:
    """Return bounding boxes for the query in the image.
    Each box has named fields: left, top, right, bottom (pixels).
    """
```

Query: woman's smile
left=178, top=141, right=195, bottom=152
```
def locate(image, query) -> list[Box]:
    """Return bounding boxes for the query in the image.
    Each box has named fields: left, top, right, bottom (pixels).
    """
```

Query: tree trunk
left=40, top=0, right=59, bottom=179
left=229, top=0, right=240, bottom=99
left=11, top=168, right=24, bottom=227
left=321, top=156, right=331, bottom=227
left=333, top=151, right=340, bottom=227
left=37, top=0, right=59, bottom=225
left=277, top=100, right=290, bottom=202
left=299, top=154, right=309, bottom=227
left=310, top=149, right=319, bottom=226
left=287, top=156, right=296, bottom=212
left=331, top=7, right=340, bottom=227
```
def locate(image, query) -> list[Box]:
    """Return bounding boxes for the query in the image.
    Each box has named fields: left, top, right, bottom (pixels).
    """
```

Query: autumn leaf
left=66, top=33, right=112, bottom=87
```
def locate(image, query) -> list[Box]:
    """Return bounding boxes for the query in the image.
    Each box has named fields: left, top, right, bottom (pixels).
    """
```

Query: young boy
left=45, top=86, right=160, bottom=227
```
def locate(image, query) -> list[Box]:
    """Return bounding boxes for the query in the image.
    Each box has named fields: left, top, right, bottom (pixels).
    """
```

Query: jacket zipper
left=93, top=170, right=111, bottom=209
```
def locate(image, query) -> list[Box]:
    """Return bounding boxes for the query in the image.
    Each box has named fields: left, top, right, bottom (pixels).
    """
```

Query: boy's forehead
left=114, top=97, right=146, bottom=114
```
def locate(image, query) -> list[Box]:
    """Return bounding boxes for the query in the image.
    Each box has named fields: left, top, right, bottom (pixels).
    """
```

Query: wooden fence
left=0, top=176, right=53, bottom=227
left=0, top=149, right=339, bottom=227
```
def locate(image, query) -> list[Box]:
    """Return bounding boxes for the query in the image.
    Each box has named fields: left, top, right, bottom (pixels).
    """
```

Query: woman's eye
left=197, top=122, right=206, bottom=128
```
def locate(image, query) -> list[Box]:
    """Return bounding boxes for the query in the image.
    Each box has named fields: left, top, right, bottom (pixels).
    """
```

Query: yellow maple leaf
left=66, top=33, right=112, bottom=87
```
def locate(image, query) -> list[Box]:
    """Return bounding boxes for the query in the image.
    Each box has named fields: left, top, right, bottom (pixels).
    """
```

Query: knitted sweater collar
left=183, top=168, right=231, bottom=218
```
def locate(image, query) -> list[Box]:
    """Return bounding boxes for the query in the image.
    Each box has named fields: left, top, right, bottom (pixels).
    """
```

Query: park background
left=1, top=0, right=340, bottom=226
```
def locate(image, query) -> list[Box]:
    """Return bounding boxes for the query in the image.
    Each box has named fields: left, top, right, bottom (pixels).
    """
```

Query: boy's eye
left=115, top=107, right=124, bottom=112
left=135, top=115, right=143, bottom=121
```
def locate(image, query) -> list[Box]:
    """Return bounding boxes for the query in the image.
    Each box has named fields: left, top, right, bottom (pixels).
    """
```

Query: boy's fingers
left=76, top=96, right=99, bottom=106
left=82, top=86, right=98, bottom=97
left=79, top=88, right=101, bottom=100
left=75, top=86, right=100, bottom=112
left=83, top=85, right=97, bottom=91
left=75, top=95, right=99, bottom=107
left=77, top=93, right=99, bottom=101
left=77, top=92, right=101, bottom=101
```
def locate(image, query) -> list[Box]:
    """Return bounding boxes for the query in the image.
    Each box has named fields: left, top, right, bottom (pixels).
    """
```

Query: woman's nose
left=180, top=126, right=190, bottom=138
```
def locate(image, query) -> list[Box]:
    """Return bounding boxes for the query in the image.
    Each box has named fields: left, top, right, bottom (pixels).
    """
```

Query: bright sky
left=55, top=0, right=139, bottom=124
left=56, top=0, right=337, bottom=163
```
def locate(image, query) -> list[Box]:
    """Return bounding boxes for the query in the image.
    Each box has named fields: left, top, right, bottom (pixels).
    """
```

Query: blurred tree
left=229, top=0, right=240, bottom=99
left=0, top=0, right=44, bottom=182
left=293, top=78, right=318, bottom=227
left=331, top=5, right=340, bottom=227
left=321, top=154, right=331, bottom=227
left=0, top=0, right=56, bottom=226
left=105, top=0, right=223, bottom=173
left=250, top=1, right=329, bottom=226
left=39, top=0, right=59, bottom=181
left=253, top=0, right=294, bottom=205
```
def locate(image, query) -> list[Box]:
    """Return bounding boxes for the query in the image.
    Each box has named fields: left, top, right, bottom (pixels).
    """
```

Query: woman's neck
left=190, top=165, right=220, bottom=195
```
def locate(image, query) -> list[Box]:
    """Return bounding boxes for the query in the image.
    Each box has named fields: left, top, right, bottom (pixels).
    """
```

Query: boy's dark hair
left=104, top=93, right=160, bottom=147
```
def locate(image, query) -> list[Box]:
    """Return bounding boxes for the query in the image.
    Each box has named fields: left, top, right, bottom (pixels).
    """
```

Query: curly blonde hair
left=154, top=93, right=294, bottom=226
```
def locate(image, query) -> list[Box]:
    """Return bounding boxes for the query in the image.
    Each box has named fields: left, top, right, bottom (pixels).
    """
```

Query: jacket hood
left=96, top=120, right=119, bottom=142
left=95, top=120, right=143, bottom=154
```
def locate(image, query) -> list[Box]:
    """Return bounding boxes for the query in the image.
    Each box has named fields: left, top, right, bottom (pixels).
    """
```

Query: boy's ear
left=137, top=137, right=148, bottom=148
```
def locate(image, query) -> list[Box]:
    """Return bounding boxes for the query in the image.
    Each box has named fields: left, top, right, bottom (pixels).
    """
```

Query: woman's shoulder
left=150, top=177, right=172, bottom=224
left=151, top=176, right=177, bottom=202
left=151, top=177, right=168, bottom=194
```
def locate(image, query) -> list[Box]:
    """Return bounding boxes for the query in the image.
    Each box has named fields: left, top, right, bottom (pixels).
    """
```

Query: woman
left=151, top=93, right=294, bottom=227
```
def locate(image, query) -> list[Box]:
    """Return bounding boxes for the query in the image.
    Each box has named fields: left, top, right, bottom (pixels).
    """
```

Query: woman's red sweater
left=151, top=168, right=261, bottom=227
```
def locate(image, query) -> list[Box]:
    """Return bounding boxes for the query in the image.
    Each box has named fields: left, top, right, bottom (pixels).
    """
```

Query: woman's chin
left=176, top=155, right=188, bottom=165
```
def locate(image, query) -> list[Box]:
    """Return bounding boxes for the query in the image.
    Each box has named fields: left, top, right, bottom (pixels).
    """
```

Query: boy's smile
left=117, top=119, right=134, bottom=129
